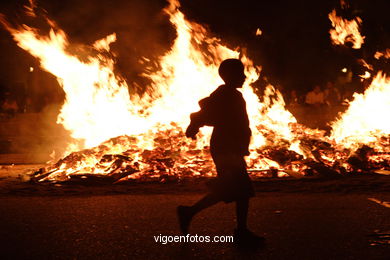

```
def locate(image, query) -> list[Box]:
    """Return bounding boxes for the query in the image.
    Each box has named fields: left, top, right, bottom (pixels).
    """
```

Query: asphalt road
left=0, top=192, right=389, bottom=259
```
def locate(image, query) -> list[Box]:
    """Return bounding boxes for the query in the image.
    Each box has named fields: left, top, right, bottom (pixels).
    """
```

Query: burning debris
left=30, top=119, right=389, bottom=183
left=1, top=0, right=390, bottom=183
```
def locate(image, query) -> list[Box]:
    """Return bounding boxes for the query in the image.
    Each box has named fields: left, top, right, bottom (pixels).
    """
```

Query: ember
left=1, top=0, right=389, bottom=183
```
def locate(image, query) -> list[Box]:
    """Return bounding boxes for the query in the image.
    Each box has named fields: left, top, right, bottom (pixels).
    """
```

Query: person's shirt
left=190, top=85, right=251, bottom=155
left=305, top=90, right=325, bottom=105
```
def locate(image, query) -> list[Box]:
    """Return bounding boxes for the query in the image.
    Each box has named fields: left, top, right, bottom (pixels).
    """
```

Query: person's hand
left=185, top=124, right=198, bottom=140
left=239, top=146, right=250, bottom=156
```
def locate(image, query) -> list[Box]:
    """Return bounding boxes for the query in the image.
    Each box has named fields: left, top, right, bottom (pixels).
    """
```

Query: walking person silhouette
left=177, top=58, right=263, bottom=247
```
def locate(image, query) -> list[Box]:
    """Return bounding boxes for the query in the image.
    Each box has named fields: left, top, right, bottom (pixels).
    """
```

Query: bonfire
left=1, top=0, right=389, bottom=183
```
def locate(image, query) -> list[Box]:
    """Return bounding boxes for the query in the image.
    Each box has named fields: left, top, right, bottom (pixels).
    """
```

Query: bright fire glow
left=0, top=0, right=389, bottom=182
left=0, top=0, right=304, bottom=180
left=331, top=72, right=390, bottom=150
left=374, top=49, right=390, bottom=60
left=328, top=9, right=365, bottom=49
left=359, top=71, right=371, bottom=80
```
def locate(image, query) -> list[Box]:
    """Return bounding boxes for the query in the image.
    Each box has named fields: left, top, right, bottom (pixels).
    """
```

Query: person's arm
left=185, top=97, right=215, bottom=139
left=185, top=112, right=203, bottom=139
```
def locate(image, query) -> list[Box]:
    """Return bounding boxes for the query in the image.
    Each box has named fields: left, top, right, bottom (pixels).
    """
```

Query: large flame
left=331, top=72, right=390, bottom=150
left=0, top=0, right=301, bottom=179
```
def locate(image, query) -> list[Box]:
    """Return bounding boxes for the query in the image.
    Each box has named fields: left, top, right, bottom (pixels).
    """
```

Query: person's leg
left=177, top=193, right=220, bottom=234
left=190, top=193, right=220, bottom=215
left=178, top=151, right=224, bottom=234
left=236, top=197, right=249, bottom=231
left=234, top=197, right=265, bottom=247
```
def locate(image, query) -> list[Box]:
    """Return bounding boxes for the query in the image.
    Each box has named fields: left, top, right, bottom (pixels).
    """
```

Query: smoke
left=6, top=104, right=73, bottom=163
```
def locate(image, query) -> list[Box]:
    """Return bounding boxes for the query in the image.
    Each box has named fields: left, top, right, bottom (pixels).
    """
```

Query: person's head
left=218, top=59, right=246, bottom=88
left=313, top=85, right=321, bottom=93
left=291, top=90, right=297, bottom=96
left=325, top=81, right=333, bottom=89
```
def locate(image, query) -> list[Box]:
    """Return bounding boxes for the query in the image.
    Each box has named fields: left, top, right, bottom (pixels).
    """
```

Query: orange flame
left=24, top=0, right=37, bottom=17
left=328, top=9, right=365, bottom=49
left=331, top=72, right=390, bottom=150
left=1, top=0, right=388, bottom=181
left=374, top=49, right=390, bottom=60
left=0, top=0, right=307, bottom=180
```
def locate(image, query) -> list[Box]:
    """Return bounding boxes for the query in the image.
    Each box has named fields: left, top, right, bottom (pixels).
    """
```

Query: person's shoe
left=234, top=228, right=265, bottom=248
left=177, top=206, right=193, bottom=235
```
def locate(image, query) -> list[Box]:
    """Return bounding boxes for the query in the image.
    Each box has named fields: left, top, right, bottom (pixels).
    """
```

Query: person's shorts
left=207, top=153, right=255, bottom=203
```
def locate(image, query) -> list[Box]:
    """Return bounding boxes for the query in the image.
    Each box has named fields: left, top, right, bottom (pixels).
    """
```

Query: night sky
left=0, top=0, right=389, bottom=100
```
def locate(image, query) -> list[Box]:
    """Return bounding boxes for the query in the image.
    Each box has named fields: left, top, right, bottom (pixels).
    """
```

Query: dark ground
left=0, top=165, right=389, bottom=259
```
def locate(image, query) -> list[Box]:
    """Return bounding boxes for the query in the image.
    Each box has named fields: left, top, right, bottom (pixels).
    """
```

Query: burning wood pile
left=1, top=0, right=389, bottom=183
left=30, top=120, right=389, bottom=183
left=32, top=124, right=215, bottom=183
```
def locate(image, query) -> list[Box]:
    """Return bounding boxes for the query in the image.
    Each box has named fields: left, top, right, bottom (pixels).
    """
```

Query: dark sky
left=0, top=0, right=389, bottom=97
